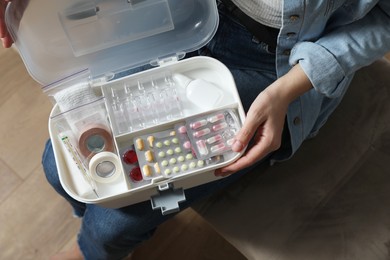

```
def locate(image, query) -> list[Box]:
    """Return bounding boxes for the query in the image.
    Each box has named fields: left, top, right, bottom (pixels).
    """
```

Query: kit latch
left=150, top=183, right=186, bottom=215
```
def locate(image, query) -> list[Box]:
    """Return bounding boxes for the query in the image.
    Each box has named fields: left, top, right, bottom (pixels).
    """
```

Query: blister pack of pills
left=133, top=129, right=205, bottom=180
left=132, top=108, right=241, bottom=180
left=185, top=109, right=241, bottom=160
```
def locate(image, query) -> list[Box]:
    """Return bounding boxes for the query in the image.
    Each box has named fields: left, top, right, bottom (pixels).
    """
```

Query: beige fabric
left=194, top=59, right=390, bottom=260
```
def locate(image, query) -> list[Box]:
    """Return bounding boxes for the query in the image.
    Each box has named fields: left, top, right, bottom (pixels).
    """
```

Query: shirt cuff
left=289, top=41, right=350, bottom=98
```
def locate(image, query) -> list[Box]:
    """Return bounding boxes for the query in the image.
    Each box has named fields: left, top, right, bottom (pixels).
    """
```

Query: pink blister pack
left=185, top=109, right=241, bottom=160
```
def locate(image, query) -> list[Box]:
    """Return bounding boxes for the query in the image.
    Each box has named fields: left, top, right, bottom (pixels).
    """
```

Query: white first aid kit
left=6, top=0, right=246, bottom=214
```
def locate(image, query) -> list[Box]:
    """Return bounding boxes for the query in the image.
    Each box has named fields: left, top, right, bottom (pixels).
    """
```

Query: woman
left=1, top=0, right=390, bottom=259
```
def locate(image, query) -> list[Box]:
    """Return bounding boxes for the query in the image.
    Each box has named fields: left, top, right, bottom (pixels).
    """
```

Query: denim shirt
left=274, top=0, right=390, bottom=159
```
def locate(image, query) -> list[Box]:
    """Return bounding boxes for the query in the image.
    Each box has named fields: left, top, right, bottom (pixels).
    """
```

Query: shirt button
left=286, top=32, right=296, bottom=38
left=293, top=117, right=301, bottom=125
left=283, top=49, right=291, bottom=56
left=289, top=15, right=300, bottom=21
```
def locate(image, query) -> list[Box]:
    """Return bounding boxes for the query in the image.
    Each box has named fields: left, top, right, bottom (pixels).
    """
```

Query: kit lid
left=6, top=0, right=219, bottom=85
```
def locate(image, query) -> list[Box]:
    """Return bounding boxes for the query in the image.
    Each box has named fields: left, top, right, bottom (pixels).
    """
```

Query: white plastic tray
left=49, top=56, right=245, bottom=209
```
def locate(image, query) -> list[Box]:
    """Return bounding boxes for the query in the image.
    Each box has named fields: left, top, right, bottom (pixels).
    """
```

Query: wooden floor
left=0, top=47, right=246, bottom=259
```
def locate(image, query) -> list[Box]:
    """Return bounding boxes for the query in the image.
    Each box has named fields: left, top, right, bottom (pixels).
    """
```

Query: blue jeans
left=42, top=5, right=279, bottom=259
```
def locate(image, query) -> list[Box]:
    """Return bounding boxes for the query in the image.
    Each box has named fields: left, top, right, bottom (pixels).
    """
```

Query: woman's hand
left=215, top=64, right=313, bottom=177
left=0, top=0, right=13, bottom=47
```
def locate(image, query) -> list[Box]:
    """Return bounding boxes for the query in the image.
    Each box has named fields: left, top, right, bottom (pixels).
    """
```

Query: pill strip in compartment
left=185, top=109, right=241, bottom=160
left=133, top=132, right=167, bottom=180
left=133, top=127, right=212, bottom=180
left=120, top=145, right=150, bottom=186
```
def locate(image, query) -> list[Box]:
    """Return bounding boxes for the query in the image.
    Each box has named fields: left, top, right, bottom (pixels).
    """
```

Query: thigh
left=230, top=68, right=276, bottom=113
left=78, top=165, right=253, bottom=259
left=201, top=4, right=277, bottom=112
left=42, top=139, right=87, bottom=217
left=203, top=6, right=276, bottom=73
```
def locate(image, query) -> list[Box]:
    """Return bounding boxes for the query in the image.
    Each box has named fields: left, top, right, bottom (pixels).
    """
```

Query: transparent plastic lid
left=6, top=0, right=219, bottom=85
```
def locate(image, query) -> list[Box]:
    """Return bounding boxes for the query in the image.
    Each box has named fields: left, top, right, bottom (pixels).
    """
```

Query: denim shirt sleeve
left=289, top=0, right=390, bottom=98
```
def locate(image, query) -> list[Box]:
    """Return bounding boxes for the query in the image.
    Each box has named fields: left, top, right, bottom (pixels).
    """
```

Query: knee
left=81, top=203, right=163, bottom=245
left=78, top=206, right=158, bottom=258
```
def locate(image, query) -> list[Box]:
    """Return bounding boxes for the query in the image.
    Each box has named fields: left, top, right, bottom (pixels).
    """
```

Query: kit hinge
left=150, top=52, right=186, bottom=67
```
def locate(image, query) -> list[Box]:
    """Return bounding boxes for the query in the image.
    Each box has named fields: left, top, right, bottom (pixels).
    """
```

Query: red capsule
left=123, top=149, right=138, bottom=164
left=129, top=166, right=143, bottom=182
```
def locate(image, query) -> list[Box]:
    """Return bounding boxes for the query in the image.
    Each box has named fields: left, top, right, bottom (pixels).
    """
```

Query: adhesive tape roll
left=78, top=126, right=114, bottom=158
left=89, top=152, right=122, bottom=183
